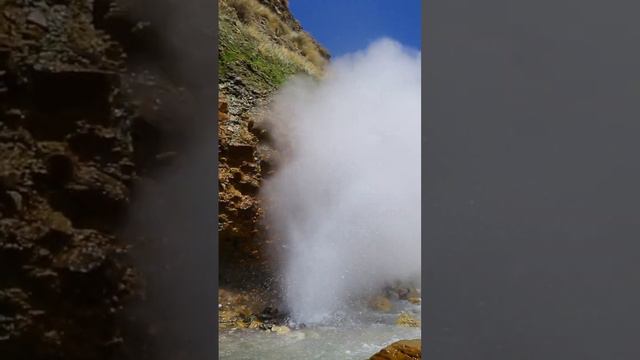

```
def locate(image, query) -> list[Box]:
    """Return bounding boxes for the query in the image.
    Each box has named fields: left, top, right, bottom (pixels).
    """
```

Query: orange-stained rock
left=396, top=312, right=420, bottom=327
left=219, top=110, right=230, bottom=122
left=219, top=96, right=229, bottom=113
left=369, top=339, right=422, bottom=360
left=370, top=295, right=393, bottom=312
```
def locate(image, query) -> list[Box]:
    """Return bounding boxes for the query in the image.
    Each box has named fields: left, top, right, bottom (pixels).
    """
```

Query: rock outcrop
left=369, top=339, right=422, bottom=360
left=0, top=2, right=135, bottom=357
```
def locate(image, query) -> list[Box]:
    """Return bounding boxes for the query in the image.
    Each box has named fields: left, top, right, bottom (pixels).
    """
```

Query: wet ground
left=219, top=300, right=421, bottom=360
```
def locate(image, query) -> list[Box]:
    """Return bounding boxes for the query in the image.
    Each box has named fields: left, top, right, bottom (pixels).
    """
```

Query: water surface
left=219, top=301, right=421, bottom=359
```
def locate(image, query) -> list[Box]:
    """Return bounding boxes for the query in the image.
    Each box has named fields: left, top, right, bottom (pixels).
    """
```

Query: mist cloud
left=261, top=38, right=421, bottom=324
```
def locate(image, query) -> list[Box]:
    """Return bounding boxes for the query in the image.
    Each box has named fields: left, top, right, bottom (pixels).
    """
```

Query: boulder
left=396, top=312, right=420, bottom=327
left=370, top=295, right=392, bottom=312
left=369, top=339, right=421, bottom=360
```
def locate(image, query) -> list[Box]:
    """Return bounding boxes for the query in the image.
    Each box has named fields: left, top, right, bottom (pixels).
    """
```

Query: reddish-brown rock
left=369, top=339, right=422, bottom=360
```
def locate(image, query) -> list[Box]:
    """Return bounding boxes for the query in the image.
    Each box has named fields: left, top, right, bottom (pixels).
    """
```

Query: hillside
left=217, top=0, right=329, bottom=286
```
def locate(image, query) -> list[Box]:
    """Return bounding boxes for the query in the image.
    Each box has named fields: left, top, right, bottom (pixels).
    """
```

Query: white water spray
left=262, top=38, right=421, bottom=324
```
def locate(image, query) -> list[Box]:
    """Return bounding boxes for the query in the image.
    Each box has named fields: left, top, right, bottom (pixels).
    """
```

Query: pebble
left=270, top=325, right=290, bottom=335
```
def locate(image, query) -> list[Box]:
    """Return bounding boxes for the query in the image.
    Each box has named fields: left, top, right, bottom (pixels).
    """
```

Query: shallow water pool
left=219, top=301, right=421, bottom=359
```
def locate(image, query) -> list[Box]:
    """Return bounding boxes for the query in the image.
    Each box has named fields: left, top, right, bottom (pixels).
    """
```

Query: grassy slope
left=219, top=11, right=303, bottom=92
left=219, top=21, right=302, bottom=89
left=218, top=0, right=328, bottom=94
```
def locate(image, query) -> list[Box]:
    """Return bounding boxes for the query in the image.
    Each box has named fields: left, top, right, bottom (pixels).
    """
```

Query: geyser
left=262, top=39, right=421, bottom=324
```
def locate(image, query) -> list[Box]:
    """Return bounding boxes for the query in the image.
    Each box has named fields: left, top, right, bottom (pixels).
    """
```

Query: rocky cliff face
left=1, top=0, right=216, bottom=359
left=218, top=0, right=328, bottom=286
left=1, top=2, right=134, bottom=357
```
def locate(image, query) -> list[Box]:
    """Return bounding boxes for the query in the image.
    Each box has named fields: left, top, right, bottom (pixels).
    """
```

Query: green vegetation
left=219, top=19, right=301, bottom=90
left=218, top=0, right=328, bottom=92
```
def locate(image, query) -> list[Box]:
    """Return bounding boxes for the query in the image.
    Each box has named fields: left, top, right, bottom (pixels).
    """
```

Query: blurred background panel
left=424, top=0, right=640, bottom=358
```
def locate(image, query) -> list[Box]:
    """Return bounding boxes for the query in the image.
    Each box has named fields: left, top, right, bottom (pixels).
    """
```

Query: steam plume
left=262, top=38, right=421, bottom=324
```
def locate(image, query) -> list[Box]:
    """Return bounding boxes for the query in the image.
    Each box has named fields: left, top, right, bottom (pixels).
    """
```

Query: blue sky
left=289, top=0, right=422, bottom=57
